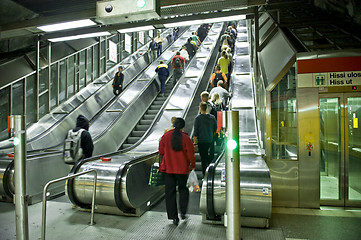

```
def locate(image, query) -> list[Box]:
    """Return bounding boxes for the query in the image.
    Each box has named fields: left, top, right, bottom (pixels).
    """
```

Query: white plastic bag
left=187, top=170, right=200, bottom=192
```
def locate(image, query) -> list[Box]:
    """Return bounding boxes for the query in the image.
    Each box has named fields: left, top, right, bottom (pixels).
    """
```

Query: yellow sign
left=354, top=118, right=359, bottom=128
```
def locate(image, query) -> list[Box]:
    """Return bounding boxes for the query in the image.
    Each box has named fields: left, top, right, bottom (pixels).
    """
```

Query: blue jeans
left=157, top=44, right=162, bottom=57
left=159, top=76, right=166, bottom=93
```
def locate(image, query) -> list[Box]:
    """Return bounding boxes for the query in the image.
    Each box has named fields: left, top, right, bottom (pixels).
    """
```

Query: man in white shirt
left=180, top=45, right=189, bottom=64
left=209, top=80, right=231, bottom=109
left=155, top=32, right=164, bottom=57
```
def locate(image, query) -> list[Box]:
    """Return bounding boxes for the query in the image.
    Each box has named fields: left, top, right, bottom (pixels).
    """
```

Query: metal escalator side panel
left=0, top=160, right=14, bottom=198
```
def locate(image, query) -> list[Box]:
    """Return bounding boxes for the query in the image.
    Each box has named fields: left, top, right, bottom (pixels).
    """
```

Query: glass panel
left=39, top=92, right=49, bottom=119
left=12, top=79, right=24, bottom=115
left=26, top=74, right=37, bottom=126
left=59, top=60, right=66, bottom=103
left=67, top=55, right=75, bottom=97
left=0, top=87, right=10, bottom=140
left=320, top=98, right=341, bottom=200
left=93, top=45, right=99, bottom=79
left=79, top=51, right=86, bottom=88
left=50, top=63, right=58, bottom=109
left=39, top=67, right=49, bottom=93
left=271, top=67, right=297, bottom=159
left=347, top=97, right=361, bottom=201
left=86, top=48, right=93, bottom=84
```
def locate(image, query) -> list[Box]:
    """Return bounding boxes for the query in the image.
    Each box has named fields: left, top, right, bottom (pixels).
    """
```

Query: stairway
left=120, top=79, right=174, bottom=149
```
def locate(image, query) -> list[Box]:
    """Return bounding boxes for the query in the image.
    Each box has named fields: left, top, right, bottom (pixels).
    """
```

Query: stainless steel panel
left=200, top=20, right=272, bottom=221
left=297, top=87, right=320, bottom=208
left=267, top=159, right=299, bottom=207
left=70, top=23, right=224, bottom=212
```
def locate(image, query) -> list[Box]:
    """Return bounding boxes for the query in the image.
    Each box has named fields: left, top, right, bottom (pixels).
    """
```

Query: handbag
left=148, top=162, right=165, bottom=186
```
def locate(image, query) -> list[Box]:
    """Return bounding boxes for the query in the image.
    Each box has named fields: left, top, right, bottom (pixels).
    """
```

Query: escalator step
left=195, top=162, right=202, bottom=171
left=153, top=100, right=163, bottom=105
left=122, top=143, right=133, bottom=149
left=150, top=105, right=161, bottom=110
left=131, top=131, right=145, bottom=137
left=140, top=119, right=152, bottom=125
left=143, top=115, right=155, bottom=120
left=147, top=110, right=158, bottom=115
left=127, top=137, right=140, bottom=144
left=136, top=125, right=149, bottom=131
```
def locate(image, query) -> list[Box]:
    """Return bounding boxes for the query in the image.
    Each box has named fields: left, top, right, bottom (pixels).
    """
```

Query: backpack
left=174, top=57, right=182, bottom=68
left=63, top=129, right=85, bottom=164
left=213, top=72, right=223, bottom=86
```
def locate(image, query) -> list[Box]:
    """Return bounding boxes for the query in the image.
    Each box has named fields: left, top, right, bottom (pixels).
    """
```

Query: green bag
left=149, top=162, right=165, bottom=186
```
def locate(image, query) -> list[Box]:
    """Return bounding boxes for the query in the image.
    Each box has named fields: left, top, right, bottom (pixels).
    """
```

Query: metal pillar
left=254, top=6, right=259, bottom=85
left=36, top=38, right=40, bottom=122
left=48, top=42, right=51, bottom=113
left=225, top=111, right=240, bottom=240
left=11, top=115, right=29, bottom=240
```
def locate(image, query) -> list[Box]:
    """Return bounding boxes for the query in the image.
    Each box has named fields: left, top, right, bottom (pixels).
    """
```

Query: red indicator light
left=351, top=86, right=357, bottom=90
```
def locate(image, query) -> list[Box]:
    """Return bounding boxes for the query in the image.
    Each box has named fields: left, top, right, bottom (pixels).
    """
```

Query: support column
left=35, top=38, right=40, bottom=122
left=48, top=42, right=51, bottom=113
left=254, top=7, right=259, bottom=85
left=11, top=115, right=29, bottom=240
left=225, top=111, right=240, bottom=240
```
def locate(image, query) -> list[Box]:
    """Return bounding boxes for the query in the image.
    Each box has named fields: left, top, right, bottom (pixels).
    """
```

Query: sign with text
left=108, top=40, right=117, bottom=63
left=297, top=56, right=361, bottom=88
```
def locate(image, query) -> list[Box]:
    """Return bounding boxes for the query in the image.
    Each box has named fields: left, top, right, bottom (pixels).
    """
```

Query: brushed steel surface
left=297, top=87, right=320, bottom=208
left=0, top=29, right=175, bottom=154
left=200, top=20, right=272, bottom=221
left=69, top=23, right=223, bottom=213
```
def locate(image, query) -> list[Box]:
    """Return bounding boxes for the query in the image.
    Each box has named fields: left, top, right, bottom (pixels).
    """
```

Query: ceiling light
left=164, top=15, right=245, bottom=28
left=38, top=19, right=96, bottom=32
left=48, top=31, right=111, bottom=42
left=118, top=25, right=154, bottom=33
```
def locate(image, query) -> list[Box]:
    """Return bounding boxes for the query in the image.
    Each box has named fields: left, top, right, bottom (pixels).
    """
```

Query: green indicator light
left=13, top=137, right=20, bottom=146
left=227, top=139, right=237, bottom=150
left=137, top=0, right=146, bottom=8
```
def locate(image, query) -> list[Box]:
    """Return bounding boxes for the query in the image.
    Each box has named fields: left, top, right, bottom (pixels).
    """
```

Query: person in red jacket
left=159, top=117, right=195, bottom=226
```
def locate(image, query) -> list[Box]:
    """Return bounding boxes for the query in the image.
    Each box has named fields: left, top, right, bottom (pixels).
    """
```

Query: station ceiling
left=0, top=0, right=266, bottom=40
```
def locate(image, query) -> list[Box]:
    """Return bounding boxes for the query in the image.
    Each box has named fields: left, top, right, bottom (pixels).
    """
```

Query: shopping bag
left=149, top=162, right=165, bottom=186
left=187, top=170, right=200, bottom=192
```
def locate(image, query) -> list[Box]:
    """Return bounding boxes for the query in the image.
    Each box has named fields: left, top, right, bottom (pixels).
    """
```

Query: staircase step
left=136, top=125, right=149, bottom=131
left=143, top=115, right=155, bottom=120
left=127, top=137, right=140, bottom=144
left=122, top=143, right=133, bottom=149
left=150, top=105, right=161, bottom=110
left=140, top=119, right=152, bottom=125
left=147, top=109, right=158, bottom=115
left=153, top=100, right=163, bottom=105
left=131, top=131, right=145, bottom=137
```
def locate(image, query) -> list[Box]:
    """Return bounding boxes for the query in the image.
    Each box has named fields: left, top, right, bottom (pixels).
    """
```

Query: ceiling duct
left=96, top=0, right=160, bottom=25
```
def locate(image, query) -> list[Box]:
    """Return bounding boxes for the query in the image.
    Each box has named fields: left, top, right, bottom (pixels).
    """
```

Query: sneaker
left=160, top=93, right=165, bottom=97
left=173, top=218, right=179, bottom=226
left=181, top=213, right=186, bottom=220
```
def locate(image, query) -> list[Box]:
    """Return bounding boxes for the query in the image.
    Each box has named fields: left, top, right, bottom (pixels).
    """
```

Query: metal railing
left=41, top=169, right=98, bottom=240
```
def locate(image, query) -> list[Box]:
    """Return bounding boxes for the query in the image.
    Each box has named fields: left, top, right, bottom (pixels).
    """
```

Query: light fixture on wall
left=118, top=25, right=154, bottom=33
left=38, top=19, right=97, bottom=32
left=48, top=31, right=111, bottom=42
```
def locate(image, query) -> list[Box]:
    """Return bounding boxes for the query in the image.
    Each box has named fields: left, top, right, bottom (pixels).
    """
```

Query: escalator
left=66, top=22, right=224, bottom=216
left=0, top=27, right=192, bottom=203
left=199, top=20, right=272, bottom=228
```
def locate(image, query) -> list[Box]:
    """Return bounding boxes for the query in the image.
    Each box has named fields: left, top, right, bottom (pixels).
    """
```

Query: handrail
left=41, top=169, right=97, bottom=240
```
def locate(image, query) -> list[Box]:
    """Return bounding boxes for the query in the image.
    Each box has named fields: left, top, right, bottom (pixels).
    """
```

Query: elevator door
left=319, top=93, right=361, bottom=207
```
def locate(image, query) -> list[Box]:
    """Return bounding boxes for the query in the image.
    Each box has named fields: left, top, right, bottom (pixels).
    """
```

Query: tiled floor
left=321, top=175, right=361, bottom=200
left=1, top=195, right=361, bottom=240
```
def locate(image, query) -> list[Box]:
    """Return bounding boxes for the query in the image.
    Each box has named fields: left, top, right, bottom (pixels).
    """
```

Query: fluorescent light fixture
left=164, top=15, right=245, bottom=28
left=48, top=31, right=111, bottom=42
left=38, top=19, right=96, bottom=32
left=118, top=25, right=155, bottom=33
left=164, top=20, right=203, bottom=28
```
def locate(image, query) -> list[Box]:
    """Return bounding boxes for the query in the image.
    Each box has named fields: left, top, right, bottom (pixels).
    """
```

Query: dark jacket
left=193, top=113, right=217, bottom=143
left=113, top=72, right=124, bottom=90
left=149, top=41, right=157, bottom=50
left=73, top=115, right=93, bottom=159
left=197, top=26, right=207, bottom=42
left=159, top=130, right=195, bottom=174
left=155, top=63, right=169, bottom=78
left=184, top=41, right=196, bottom=57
